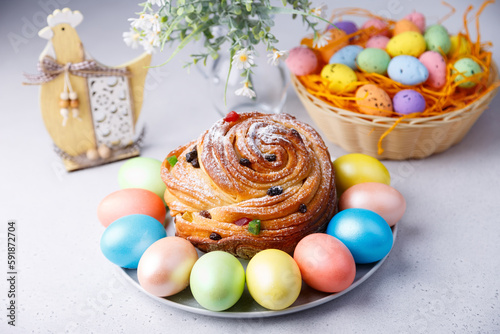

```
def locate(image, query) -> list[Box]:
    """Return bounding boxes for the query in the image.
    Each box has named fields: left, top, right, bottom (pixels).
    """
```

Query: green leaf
left=224, top=48, right=235, bottom=107
left=160, top=15, right=183, bottom=51
left=267, top=6, right=331, bottom=25
left=177, top=7, right=184, bottom=15
left=154, top=22, right=211, bottom=68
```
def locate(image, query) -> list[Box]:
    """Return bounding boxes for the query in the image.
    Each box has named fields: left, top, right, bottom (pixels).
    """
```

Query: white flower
left=140, top=40, right=155, bottom=54
left=147, top=31, right=161, bottom=47
left=148, top=0, right=167, bottom=6
left=232, top=48, right=255, bottom=70
left=123, top=30, right=141, bottom=49
left=149, top=13, right=162, bottom=34
left=235, top=81, right=256, bottom=98
left=129, top=14, right=149, bottom=30
left=267, top=49, right=288, bottom=66
left=140, top=31, right=161, bottom=53
left=310, top=3, right=328, bottom=21
left=129, top=13, right=161, bottom=33
left=313, top=31, right=331, bottom=48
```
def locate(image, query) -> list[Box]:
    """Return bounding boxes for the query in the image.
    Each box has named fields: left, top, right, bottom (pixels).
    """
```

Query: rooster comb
left=47, top=8, right=83, bottom=28
left=38, top=8, right=83, bottom=39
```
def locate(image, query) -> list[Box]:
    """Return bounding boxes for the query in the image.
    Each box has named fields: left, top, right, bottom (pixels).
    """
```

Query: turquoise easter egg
left=100, top=214, right=167, bottom=269
left=326, top=208, right=393, bottom=264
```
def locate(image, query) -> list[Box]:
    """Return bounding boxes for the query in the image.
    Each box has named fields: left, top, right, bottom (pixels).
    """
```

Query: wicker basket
left=291, top=63, right=499, bottom=160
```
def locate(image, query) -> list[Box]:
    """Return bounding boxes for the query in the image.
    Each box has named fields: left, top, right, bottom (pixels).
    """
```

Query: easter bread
left=161, top=112, right=337, bottom=259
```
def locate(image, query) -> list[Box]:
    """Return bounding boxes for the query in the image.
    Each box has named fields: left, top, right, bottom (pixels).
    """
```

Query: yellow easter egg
left=393, top=19, right=420, bottom=36
left=386, top=31, right=426, bottom=58
left=320, top=63, right=358, bottom=93
left=449, top=35, right=471, bottom=57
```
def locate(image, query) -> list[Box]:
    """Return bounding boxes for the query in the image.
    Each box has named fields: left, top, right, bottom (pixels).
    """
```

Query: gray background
left=1, top=0, right=500, bottom=333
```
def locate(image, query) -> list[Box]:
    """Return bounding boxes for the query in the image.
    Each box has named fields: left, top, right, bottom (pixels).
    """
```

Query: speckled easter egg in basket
left=285, top=46, right=319, bottom=76
left=355, top=84, right=393, bottom=116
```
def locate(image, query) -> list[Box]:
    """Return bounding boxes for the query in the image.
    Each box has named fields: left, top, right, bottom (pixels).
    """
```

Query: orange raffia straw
left=300, top=1, right=500, bottom=155
left=437, top=1, right=456, bottom=25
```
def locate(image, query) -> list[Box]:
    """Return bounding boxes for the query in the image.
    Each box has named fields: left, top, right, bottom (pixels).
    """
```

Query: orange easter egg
left=97, top=188, right=167, bottom=227
left=393, top=19, right=421, bottom=36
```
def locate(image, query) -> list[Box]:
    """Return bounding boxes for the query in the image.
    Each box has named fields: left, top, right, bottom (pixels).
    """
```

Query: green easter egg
left=424, top=24, right=451, bottom=55
left=453, top=57, right=483, bottom=88
left=118, top=157, right=166, bottom=202
left=190, top=251, right=245, bottom=311
left=356, top=48, right=391, bottom=74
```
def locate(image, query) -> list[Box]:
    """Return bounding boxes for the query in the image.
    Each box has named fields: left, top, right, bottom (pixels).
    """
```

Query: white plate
left=120, top=224, right=397, bottom=319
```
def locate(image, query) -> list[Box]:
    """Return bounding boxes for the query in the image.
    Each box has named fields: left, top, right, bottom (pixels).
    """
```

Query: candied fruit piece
left=167, top=155, right=177, bottom=167
left=248, top=220, right=261, bottom=235
left=224, top=111, right=240, bottom=122
left=233, top=217, right=251, bottom=226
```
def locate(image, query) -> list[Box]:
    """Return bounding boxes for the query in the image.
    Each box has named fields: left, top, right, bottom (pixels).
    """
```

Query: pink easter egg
left=403, top=11, right=426, bottom=33
left=361, top=19, right=390, bottom=37
left=365, top=35, right=390, bottom=49
left=285, top=46, right=319, bottom=76
left=419, top=51, right=447, bottom=89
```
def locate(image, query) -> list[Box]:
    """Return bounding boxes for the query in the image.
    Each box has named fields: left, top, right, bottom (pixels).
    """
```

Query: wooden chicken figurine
left=25, top=8, right=151, bottom=171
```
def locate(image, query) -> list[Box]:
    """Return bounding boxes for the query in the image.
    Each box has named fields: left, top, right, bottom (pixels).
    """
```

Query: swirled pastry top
left=161, top=112, right=337, bottom=258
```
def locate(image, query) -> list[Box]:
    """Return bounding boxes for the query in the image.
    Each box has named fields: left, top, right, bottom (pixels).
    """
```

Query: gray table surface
left=1, top=0, right=500, bottom=333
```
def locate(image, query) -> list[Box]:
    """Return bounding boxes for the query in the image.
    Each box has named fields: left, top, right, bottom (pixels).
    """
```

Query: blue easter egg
left=100, top=214, right=167, bottom=268
left=326, top=208, right=393, bottom=264
left=330, top=45, right=364, bottom=70
left=387, top=55, right=429, bottom=85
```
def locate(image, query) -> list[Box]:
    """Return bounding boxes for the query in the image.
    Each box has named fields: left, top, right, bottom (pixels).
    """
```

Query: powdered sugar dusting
left=162, top=112, right=336, bottom=247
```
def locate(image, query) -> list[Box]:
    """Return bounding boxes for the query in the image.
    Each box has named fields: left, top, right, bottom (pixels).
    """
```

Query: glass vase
left=198, top=44, right=288, bottom=117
